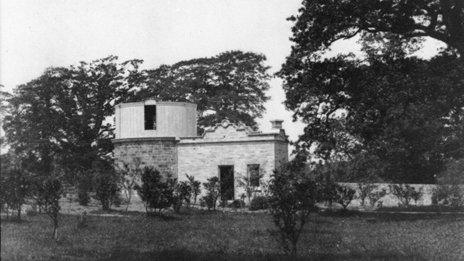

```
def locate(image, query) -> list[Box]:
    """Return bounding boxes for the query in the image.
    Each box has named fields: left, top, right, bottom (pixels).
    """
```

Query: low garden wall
left=338, top=182, right=462, bottom=208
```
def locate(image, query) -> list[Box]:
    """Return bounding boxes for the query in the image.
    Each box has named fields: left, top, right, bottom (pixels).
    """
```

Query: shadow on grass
left=0, top=216, right=28, bottom=223
left=319, top=209, right=464, bottom=222
left=102, top=249, right=427, bottom=261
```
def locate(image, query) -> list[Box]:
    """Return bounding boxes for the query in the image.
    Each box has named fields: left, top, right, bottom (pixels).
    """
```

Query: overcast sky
left=0, top=0, right=444, bottom=143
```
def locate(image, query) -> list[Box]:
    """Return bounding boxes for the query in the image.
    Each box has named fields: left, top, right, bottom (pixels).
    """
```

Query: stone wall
left=177, top=140, right=278, bottom=198
left=113, top=137, right=178, bottom=177
left=338, top=182, right=464, bottom=208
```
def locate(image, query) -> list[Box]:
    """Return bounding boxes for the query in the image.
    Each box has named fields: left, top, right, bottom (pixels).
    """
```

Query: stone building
left=113, top=100, right=288, bottom=200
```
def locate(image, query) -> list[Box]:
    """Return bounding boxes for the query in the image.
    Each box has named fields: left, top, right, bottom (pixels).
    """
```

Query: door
left=219, top=165, right=234, bottom=201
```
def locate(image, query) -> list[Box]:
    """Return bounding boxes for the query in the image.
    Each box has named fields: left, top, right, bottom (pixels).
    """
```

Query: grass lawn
left=1, top=209, right=464, bottom=260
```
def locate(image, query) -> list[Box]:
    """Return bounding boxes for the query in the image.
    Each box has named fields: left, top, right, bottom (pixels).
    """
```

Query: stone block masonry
left=113, top=137, right=178, bottom=177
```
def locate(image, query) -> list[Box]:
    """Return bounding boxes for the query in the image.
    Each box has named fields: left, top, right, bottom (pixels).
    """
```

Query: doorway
left=219, top=165, right=234, bottom=201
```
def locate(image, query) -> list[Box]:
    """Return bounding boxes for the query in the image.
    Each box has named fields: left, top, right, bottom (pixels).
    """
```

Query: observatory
left=113, top=100, right=289, bottom=201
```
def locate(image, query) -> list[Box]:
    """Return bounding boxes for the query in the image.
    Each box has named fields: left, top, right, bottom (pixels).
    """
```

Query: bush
left=389, top=184, right=422, bottom=207
left=186, top=175, right=201, bottom=205
left=249, top=196, right=269, bottom=211
left=334, top=185, right=356, bottom=210
left=2, top=168, right=31, bottom=220
left=357, top=183, right=377, bottom=207
left=173, top=181, right=191, bottom=213
left=77, top=171, right=92, bottom=206
left=268, top=160, right=318, bottom=254
left=36, top=176, right=63, bottom=241
left=135, top=167, right=176, bottom=214
left=228, top=199, right=245, bottom=209
left=367, top=188, right=387, bottom=208
left=92, top=161, right=120, bottom=211
left=433, top=185, right=464, bottom=207
left=202, top=177, right=220, bottom=210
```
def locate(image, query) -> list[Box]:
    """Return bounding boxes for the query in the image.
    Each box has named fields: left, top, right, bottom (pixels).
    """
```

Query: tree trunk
left=53, top=225, right=58, bottom=241
left=16, top=205, right=21, bottom=220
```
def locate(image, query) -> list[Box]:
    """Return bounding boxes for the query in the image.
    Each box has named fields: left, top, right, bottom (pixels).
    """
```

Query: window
left=144, top=105, right=156, bottom=130
left=247, top=164, right=260, bottom=187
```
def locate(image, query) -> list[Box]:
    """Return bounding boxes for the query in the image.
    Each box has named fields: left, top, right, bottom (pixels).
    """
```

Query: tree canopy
left=279, top=1, right=464, bottom=183
left=3, top=56, right=142, bottom=182
left=126, top=50, right=270, bottom=130
left=289, top=0, right=464, bottom=56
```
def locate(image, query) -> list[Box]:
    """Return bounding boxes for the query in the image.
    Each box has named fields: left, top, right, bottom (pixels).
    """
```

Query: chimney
left=270, top=120, right=284, bottom=130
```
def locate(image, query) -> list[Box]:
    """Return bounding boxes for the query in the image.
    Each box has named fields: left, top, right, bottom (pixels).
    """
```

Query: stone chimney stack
left=270, top=120, right=284, bottom=130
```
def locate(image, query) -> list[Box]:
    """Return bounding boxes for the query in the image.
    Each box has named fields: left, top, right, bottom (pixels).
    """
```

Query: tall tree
left=279, top=2, right=464, bottom=183
left=127, top=50, right=271, bottom=130
left=288, top=0, right=464, bottom=56
left=3, top=56, right=142, bottom=183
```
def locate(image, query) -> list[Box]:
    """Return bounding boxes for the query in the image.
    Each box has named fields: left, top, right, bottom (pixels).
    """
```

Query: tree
left=268, top=160, right=318, bottom=255
left=287, top=0, right=464, bottom=56
left=3, top=56, right=142, bottom=193
left=36, top=176, right=63, bottom=241
left=126, top=50, right=271, bottom=131
left=3, top=167, right=31, bottom=220
left=186, top=174, right=201, bottom=205
left=279, top=28, right=464, bottom=183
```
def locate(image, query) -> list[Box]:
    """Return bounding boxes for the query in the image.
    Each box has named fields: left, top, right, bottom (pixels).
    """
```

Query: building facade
left=113, top=100, right=288, bottom=200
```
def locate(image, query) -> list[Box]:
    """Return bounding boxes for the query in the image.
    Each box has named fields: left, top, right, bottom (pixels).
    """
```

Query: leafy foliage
left=3, top=56, right=142, bottom=185
left=173, top=181, right=192, bottom=213
left=367, top=188, right=388, bottom=208
left=186, top=174, right=201, bottom=205
left=36, top=176, right=63, bottom=240
left=279, top=1, right=464, bottom=183
left=126, top=51, right=270, bottom=131
left=287, top=0, right=464, bottom=56
left=202, top=177, right=220, bottom=211
left=334, top=185, right=356, bottom=210
left=389, top=184, right=422, bottom=207
left=249, top=196, right=269, bottom=211
left=135, top=167, right=176, bottom=213
left=92, top=160, right=120, bottom=211
left=357, top=183, right=378, bottom=207
left=117, top=159, right=142, bottom=211
left=268, top=161, right=318, bottom=254
left=1, top=162, right=31, bottom=220
left=432, top=185, right=464, bottom=207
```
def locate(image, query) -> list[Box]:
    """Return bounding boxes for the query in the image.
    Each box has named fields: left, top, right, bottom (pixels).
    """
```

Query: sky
left=0, top=0, right=445, bottom=144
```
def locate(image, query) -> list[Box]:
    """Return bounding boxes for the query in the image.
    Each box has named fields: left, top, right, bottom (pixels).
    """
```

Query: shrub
left=77, top=171, right=92, bottom=206
left=249, top=196, right=269, bottom=211
left=173, top=181, right=192, bottom=213
left=357, top=183, right=377, bottom=207
left=36, top=177, right=63, bottom=241
left=390, top=184, right=422, bottom=207
left=117, top=160, right=142, bottom=212
left=315, top=173, right=338, bottom=206
left=92, top=161, right=120, bottom=211
left=202, top=177, right=220, bottom=210
left=186, top=175, right=201, bottom=205
left=334, top=184, right=356, bottom=210
left=433, top=185, right=464, bottom=207
left=367, top=188, right=387, bottom=208
left=228, top=199, right=245, bottom=209
left=3, top=168, right=31, bottom=220
left=268, top=160, right=318, bottom=255
left=135, top=167, right=175, bottom=214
